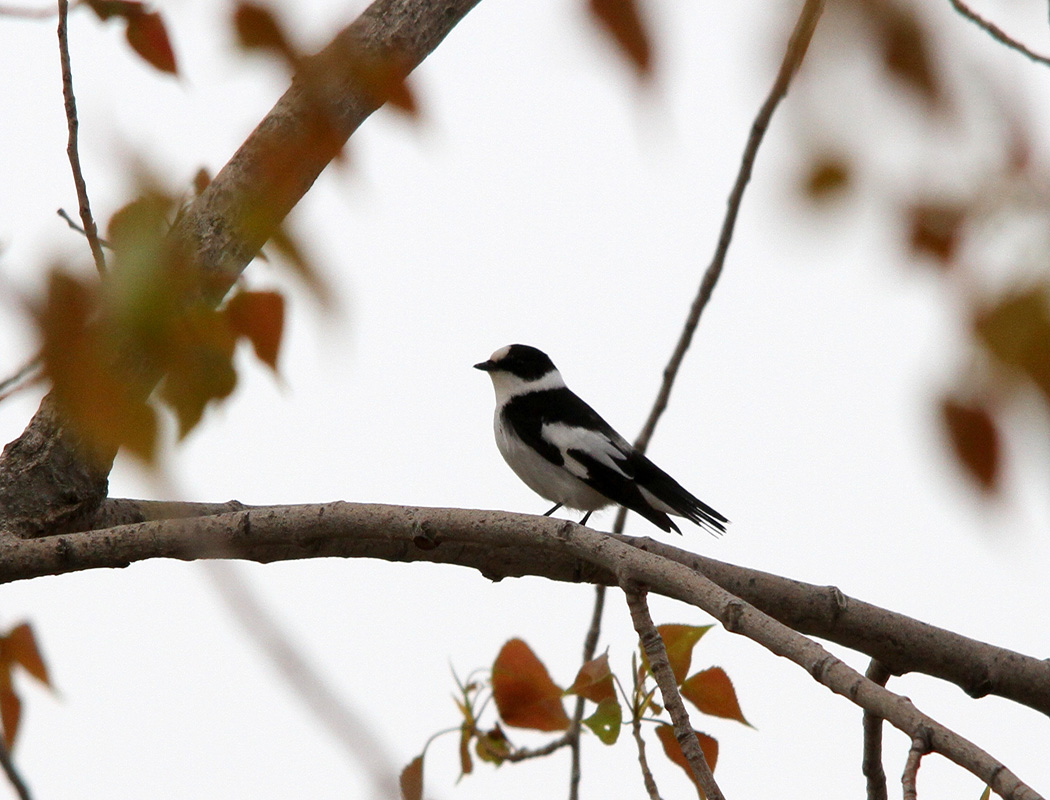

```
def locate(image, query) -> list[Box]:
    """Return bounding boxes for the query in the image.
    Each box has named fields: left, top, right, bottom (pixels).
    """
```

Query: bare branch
left=0, top=736, right=32, bottom=800
left=56, top=208, right=111, bottom=248
left=0, top=355, right=42, bottom=403
left=631, top=709, right=664, bottom=800
left=57, top=0, right=107, bottom=276
left=201, top=562, right=399, bottom=799
left=624, top=586, right=724, bottom=800
left=948, top=0, right=1050, bottom=67
left=862, top=660, right=892, bottom=800
left=568, top=585, right=606, bottom=800
left=627, top=0, right=825, bottom=462
left=0, top=504, right=1041, bottom=798
left=903, top=729, right=933, bottom=800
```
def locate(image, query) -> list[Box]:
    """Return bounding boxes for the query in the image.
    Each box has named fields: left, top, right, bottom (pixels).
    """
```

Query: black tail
left=634, top=458, right=728, bottom=536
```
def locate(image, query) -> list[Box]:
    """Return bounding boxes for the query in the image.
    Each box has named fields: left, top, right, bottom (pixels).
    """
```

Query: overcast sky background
left=1, top=0, right=1049, bottom=798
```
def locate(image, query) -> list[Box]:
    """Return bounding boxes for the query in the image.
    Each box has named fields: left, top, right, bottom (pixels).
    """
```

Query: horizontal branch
left=53, top=497, right=1050, bottom=718
left=0, top=501, right=1040, bottom=798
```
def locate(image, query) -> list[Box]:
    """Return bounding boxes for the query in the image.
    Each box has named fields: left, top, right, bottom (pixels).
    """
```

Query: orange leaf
left=871, top=3, right=940, bottom=106
left=233, top=2, right=298, bottom=65
left=85, top=0, right=143, bottom=22
left=587, top=0, right=653, bottom=77
left=0, top=688, right=20, bottom=749
left=399, top=755, right=423, bottom=800
left=126, top=11, right=177, bottom=74
left=491, top=639, right=569, bottom=732
left=565, top=652, right=615, bottom=703
left=646, top=624, right=713, bottom=685
left=680, top=667, right=749, bottom=726
left=654, top=724, right=718, bottom=796
left=940, top=397, right=1000, bottom=493
left=224, top=290, right=285, bottom=372
left=4, top=624, right=50, bottom=688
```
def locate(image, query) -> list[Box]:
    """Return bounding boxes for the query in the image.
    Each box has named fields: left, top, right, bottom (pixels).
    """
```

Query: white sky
left=1, top=0, right=1049, bottom=798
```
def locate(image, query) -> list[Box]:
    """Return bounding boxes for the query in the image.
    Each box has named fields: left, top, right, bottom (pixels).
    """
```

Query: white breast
left=493, top=413, right=611, bottom=512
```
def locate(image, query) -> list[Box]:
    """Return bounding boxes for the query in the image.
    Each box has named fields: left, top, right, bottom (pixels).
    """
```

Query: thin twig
left=902, top=729, right=933, bottom=800
left=623, top=585, right=725, bottom=800
left=862, top=660, right=892, bottom=800
left=948, top=0, right=1050, bottom=67
left=568, top=584, right=606, bottom=800
left=0, top=355, right=43, bottom=403
left=0, top=3, right=55, bottom=17
left=57, top=0, right=107, bottom=276
left=57, top=208, right=111, bottom=249
left=201, top=562, right=399, bottom=800
left=631, top=711, right=664, bottom=800
left=0, top=736, right=32, bottom=800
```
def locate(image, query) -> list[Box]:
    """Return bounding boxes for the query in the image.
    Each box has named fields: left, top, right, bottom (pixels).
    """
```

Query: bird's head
left=474, top=344, right=564, bottom=399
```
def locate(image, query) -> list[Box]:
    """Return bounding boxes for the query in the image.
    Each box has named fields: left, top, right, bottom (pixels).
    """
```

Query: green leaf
left=583, top=697, right=622, bottom=745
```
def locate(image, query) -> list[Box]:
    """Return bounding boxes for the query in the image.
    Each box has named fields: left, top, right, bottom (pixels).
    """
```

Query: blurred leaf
left=587, top=0, right=653, bottom=77
left=267, top=224, right=334, bottom=309
left=158, top=305, right=238, bottom=438
left=803, top=155, right=851, bottom=202
left=399, top=754, right=423, bottom=800
left=475, top=724, right=510, bottom=764
left=908, top=203, right=965, bottom=266
left=870, top=1, right=940, bottom=105
left=85, top=1, right=177, bottom=74
left=233, top=2, right=298, bottom=65
left=583, top=697, right=622, bottom=744
left=192, top=167, right=212, bottom=196
left=491, top=639, right=570, bottom=732
left=979, top=787, right=991, bottom=800
left=125, top=11, right=177, bottom=74
left=349, top=50, right=418, bottom=116
left=643, top=624, right=713, bottom=685
left=655, top=724, right=719, bottom=796
left=3, top=624, right=50, bottom=688
left=940, top=396, right=1000, bottom=493
left=33, top=271, right=159, bottom=462
left=223, top=290, right=285, bottom=372
left=975, top=286, right=1050, bottom=403
left=680, top=667, right=750, bottom=726
left=565, top=651, right=616, bottom=703
left=0, top=688, right=19, bottom=749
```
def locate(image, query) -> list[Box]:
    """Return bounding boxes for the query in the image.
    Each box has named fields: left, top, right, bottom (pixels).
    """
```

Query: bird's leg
left=579, top=511, right=592, bottom=526
left=543, top=503, right=563, bottom=517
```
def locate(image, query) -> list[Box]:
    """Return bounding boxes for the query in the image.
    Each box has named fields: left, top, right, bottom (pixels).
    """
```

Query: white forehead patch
left=490, top=344, right=513, bottom=362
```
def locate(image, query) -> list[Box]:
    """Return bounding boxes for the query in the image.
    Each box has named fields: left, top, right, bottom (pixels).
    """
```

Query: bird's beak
left=474, top=360, right=496, bottom=372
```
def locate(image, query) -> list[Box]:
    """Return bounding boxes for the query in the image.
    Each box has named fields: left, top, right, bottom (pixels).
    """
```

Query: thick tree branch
left=0, top=0, right=481, bottom=537
left=0, top=502, right=1042, bottom=798
left=68, top=497, right=1050, bottom=717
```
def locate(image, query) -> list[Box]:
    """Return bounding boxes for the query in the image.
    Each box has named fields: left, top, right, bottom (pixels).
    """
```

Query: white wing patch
left=542, top=422, right=632, bottom=479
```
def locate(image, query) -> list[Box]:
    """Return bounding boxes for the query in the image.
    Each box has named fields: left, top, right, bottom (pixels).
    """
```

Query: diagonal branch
left=862, top=660, right=892, bottom=800
left=624, top=586, right=723, bottom=800
left=57, top=0, right=107, bottom=277
left=0, top=502, right=1042, bottom=799
left=948, top=0, right=1050, bottom=67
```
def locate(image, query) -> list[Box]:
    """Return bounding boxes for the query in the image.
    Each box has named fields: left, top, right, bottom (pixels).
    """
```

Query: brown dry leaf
left=803, top=155, right=851, bottom=202
left=125, top=11, right=177, bottom=74
left=0, top=688, right=20, bottom=749
left=975, top=286, right=1050, bottom=403
left=565, top=651, right=616, bottom=703
left=491, top=639, right=570, bottom=732
left=587, top=0, right=653, bottom=77
left=399, top=754, right=423, bottom=800
left=4, top=624, right=51, bottom=688
left=224, top=290, right=285, bottom=372
left=233, top=2, right=299, bottom=66
left=940, top=396, right=1000, bottom=493
left=907, top=203, right=966, bottom=267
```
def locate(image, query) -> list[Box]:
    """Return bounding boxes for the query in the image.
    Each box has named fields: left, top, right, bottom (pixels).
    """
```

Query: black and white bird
left=475, top=344, right=728, bottom=535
